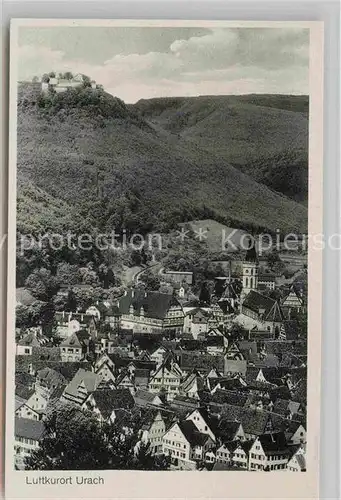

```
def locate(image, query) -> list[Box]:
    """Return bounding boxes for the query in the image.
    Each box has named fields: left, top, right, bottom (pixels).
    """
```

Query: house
left=170, top=395, right=200, bottom=415
left=140, top=409, right=168, bottom=455
left=206, top=335, right=226, bottom=354
left=117, top=289, right=184, bottom=334
left=241, top=291, right=284, bottom=336
left=59, top=330, right=91, bottom=362
left=41, top=73, right=89, bottom=94
left=35, top=367, right=66, bottom=397
left=185, top=408, right=217, bottom=442
left=249, top=432, right=290, bottom=471
left=148, top=355, right=182, bottom=401
left=14, top=417, right=44, bottom=469
left=284, top=422, right=306, bottom=445
left=115, top=371, right=135, bottom=395
left=163, top=270, right=193, bottom=285
left=183, top=308, right=210, bottom=339
left=216, top=419, right=245, bottom=443
left=133, top=369, right=150, bottom=389
left=20, top=390, right=49, bottom=416
left=94, top=357, right=116, bottom=385
left=179, top=351, right=225, bottom=375
left=55, top=311, right=97, bottom=339
left=134, top=389, right=163, bottom=408
left=179, top=371, right=206, bottom=400
left=210, top=389, right=248, bottom=408
left=162, top=420, right=214, bottom=469
left=258, top=274, right=276, bottom=291
left=82, top=388, right=134, bottom=424
left=224, top=358, right=247, bottom=377
left=150, top=346, right=168, bottom=367
left=281, top=286, right=304, bottom=317
left=232, top=440, right=253, bottom=468
left=16, top=329, right=47, bottom=356
left=216, top=441, right=239, bottom=465
left=286, top=445, right=306, bottom=471
left=61, top=368, right=102, bottom=406
left=15, top=397, right=41, bottom=422
left=272, top=399, right=301, bottom=420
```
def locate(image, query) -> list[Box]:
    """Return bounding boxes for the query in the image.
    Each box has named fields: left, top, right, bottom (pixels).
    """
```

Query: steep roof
left=118, top=289, right=181, bottom=319
left=211, top=389, right=248, bottom=407
left=15, top=384, right=35, bottom=401
left=292, top=453, right=306, bottom=470
left=242, top=291, right=284, bottom=322
left=90, top=388, right=135, bottom=419
left=273, top=399, right=300, bottom=417
left=218, top=405, right=271, bottom=437
left=258, top=432, right=288, bottom=454
left=240, top=440, right=254, bottom=453
left=179, top=351, right=224, bottom=373
left=216, top=419, right=242, bottom=442
left=15, top=417, right=44, bottom=441
left=244, top=243, right=258, bottom=263
left=17, top=332, right=43, bottom=347
left=180, top=372, right=205, bottom=393
left=15, top=396, right=26, bottom=411
left=60, top=331, right=90, bottom=348
left=36, top=367, right=66, bottom=388
left=63, top=368, right=101, bottom=398
left=177, top=420, right=211, bottom=447
left=134, top=389, right=160, bottom=406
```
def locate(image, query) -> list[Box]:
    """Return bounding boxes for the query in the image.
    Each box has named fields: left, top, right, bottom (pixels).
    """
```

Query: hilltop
left=132, top=95, right=309, bottom=203
left=17, top=84, right=308, bottom=235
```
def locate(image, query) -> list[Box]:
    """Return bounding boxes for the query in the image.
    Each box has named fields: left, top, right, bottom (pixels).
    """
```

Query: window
left=24, top=348, right=30, bottom=354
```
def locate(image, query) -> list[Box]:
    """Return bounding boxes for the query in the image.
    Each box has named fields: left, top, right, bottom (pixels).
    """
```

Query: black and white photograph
left=7, top=20, right=322, bottom=483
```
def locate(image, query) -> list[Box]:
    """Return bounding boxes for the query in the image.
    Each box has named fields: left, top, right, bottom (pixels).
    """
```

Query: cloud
left=17, top=27, right=310, bottom=102
left=17, top=45, right=65, bottom=80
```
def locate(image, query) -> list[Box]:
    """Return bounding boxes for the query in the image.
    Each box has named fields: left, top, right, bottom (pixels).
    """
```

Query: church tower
left=241, top=241, right=259, bottom=301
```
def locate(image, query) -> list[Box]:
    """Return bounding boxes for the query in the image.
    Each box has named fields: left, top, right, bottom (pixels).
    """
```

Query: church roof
left=117, top=289, right=180, bottom=319
left=244, top=241, right=258, bottom=263
left=242, top=291, right=284, bottom=322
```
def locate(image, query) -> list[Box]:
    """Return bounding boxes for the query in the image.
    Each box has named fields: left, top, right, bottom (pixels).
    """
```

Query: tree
left=266, top=249, right=280, bottom=270
left=25, top=268, right=59, bottom=301
left=82, top=75, right=92, bottom=88
left=72, top=286, right=95, bottom=311
left=56, top=263, right=80, bottom=286
left=32, top=76, right=39, bottom=83
left=25, top=403, right=171, bottom=470
left=63, top=71, right=73, bottom=80
left=42, top=74, right=50, bottom=83
left=25, top=404, right=111, bottom=470
left=199, top=282, right=210, bottom=305
left=66, top=289, right=77, bottom=312
left=16, top=305, right=31, bottom=329
left=48, top=71, right=56, bottom=78
left=140, top=270, right=161, bottom=291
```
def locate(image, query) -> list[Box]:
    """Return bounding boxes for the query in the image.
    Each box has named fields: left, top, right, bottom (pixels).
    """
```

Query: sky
left=17, top=26, right=309, bottom=103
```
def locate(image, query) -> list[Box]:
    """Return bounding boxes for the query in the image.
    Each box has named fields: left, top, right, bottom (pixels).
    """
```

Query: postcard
left=6, top=19, right=323, bottom=499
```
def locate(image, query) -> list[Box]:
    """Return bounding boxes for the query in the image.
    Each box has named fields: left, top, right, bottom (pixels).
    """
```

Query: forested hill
left=17, top=83, right=308, bottom=235
left=132, top=94, right=309, bottom=204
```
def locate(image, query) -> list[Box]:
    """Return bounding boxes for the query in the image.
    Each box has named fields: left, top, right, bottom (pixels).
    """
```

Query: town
left=14, top=236, right=307, bottom=472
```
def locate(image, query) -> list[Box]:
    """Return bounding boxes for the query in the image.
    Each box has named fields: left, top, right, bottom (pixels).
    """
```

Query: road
left=121, top=262, right=163, bottom=286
